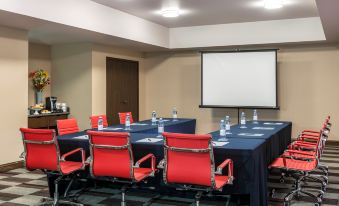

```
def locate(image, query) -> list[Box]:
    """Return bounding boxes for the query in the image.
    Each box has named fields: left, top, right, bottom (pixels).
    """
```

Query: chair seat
left=134, top=168, right=153, bottom=182
left=270, top=158, right=317, bottom=172
left=215, top=175, right=230, bottom=190
left=60, top=161, right=83, bottom=175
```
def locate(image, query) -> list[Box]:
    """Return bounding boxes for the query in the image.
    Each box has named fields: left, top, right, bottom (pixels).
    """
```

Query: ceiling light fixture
left=264, top=0, right=284, bottom=9
left=161, top=8, right=180, bottom=18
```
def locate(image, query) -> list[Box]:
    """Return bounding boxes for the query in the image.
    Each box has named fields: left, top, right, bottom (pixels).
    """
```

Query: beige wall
left=0, top=26, right=28, bottom=164
left=51, top=43, right=92, bottom=130
left=143, top=45, right=339, bottom=139
left=28, top=43, right=51, bottom=106
left=91, top=44, right=145, bottom=118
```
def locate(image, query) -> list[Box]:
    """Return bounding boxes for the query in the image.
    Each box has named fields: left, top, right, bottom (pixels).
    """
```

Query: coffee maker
left=46, top=97, right=57, bottom=112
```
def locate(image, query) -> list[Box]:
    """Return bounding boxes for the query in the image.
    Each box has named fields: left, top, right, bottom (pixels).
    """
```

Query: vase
left=35, top=91, right=43, bottom=104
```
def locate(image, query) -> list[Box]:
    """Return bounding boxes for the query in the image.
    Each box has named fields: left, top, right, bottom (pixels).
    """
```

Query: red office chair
left=269, top=150, right=325, bottom=206
left=20, top=128, right=85, bottom=206
left=57, top=118, right=80, bottom=135
left=90, top=115, right=108, bottom=129
left=160, top=132, right=234, bottom=206
left=87, top=131, right=156, bottom=206
left=118, top=112, right=134, bottom=124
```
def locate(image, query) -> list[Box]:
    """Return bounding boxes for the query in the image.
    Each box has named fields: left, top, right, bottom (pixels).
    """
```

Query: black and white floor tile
left=0, top=145, right=338, bottom=206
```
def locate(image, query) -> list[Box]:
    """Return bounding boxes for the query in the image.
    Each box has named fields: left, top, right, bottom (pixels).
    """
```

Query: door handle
left=121, top=100, right=128, bottom=104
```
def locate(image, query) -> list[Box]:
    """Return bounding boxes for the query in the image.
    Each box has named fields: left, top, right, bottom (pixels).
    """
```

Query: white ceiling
left=91, top=0, right=319, bottom=28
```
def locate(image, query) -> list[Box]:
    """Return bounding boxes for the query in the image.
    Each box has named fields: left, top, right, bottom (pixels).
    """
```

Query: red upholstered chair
left=269, top=118, right=332, bottom=206
left=269, top=150, right=325, bottom=205
left=57, top=118, right=80, bottom=135
left=160, top=132, right=234, bottom=206
left=87, top=131, right=156, bottom=206
left=118, top=112, right=134, bottom=124
left=20, top=128, right=85, bottom=205
left=90, top=115, right=108, bottom=129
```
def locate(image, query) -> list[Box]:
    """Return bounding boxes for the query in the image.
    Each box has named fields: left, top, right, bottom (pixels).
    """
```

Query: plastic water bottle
left=253, top=109, right=258, bottom=124
left=98, top=116, right=104, bottom=131
left=225, top=116, right=231, bottom=134
left=158, top=118, right=164, bottom=137
left=219, top=119, right=226, bottom=137
left=151, top=111, right=157, bottom=125
left=172, top=107, right=178, bottom=121
left=125, top=114, right=131, bottom=130
left=240, top=112, right=247, bottom=128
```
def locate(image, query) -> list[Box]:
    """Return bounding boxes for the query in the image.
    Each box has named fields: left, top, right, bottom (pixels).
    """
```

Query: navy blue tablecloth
left=210, top=121, right=292, bottom=164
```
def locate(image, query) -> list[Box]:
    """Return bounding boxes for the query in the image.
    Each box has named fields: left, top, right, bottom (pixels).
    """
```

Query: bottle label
left=226, top=124, right=231, bottom=130
left=220, top=129, right=226, bottom=136
left=253, top=116, right=258, bottom=121
left=152, top=117, right=156, bottom=122
left=241, top=119, right=246, bottom=125
left=173, top=114, right=177, bottom=119
left=126, top=121, right=130, bottom=127
left=158, top=126, right=164, bottom=133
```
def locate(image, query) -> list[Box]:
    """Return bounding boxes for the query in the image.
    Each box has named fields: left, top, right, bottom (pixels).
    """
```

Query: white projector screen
left=201, top=50, right=278, bottom=108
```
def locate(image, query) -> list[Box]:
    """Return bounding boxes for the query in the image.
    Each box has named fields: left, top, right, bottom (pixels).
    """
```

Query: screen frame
left=200, top=49, right=279, bottom=109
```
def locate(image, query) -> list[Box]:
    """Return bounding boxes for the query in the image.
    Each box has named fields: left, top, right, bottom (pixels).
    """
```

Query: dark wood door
left=106, top=57, right=139, bottom=125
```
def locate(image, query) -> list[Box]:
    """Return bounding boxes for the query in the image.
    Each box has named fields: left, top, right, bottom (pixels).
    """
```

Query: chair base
left=283, top=174, right=324, bottom=206
left=38, top=197, right=83, bottom=206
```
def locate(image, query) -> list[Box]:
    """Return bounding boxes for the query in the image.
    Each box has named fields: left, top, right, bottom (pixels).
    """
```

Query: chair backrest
left=162, top=132, right=215, bottom=188
left=57, top=118, right=80, bottom=135
left=118, top=112, right=134, bottom=124
left=90, top=115, right=108, bottom=129
left=20, top=128, right=59, bottom=172
left=87, top=131, right=134, bottom=179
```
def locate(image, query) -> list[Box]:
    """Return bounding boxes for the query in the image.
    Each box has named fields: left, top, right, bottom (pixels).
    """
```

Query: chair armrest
left=61, top=148, right=85, bottom=166
left=288, top=142, right=316, bottom=151
left=282, top=150, right=316, bottom=162
left=300, top=135, right=319, bottom=141
left=292, top=141, right=317, bottom=147
left=285, top=149, right=315, bottom=157
left=85, top=156, right=92, bottom=165
left=215, top=159, right=233, bottom=179
left=157, top=159, right=165, bottom=169
left=301, top=132, right=320, bottom=137
left=302, top=130, right=320, bottom=134
left=19, top=152, right=25, bottom=159
left=135, top=153, right=156, bottom=172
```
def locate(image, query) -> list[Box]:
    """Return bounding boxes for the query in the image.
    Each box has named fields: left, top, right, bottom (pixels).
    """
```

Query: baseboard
left=0, top=161, right=23, bottom=172
left=326, top=140, right=339, bottom=146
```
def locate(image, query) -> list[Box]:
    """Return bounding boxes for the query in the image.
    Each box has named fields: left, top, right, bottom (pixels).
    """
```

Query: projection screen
left=201, top=50, right=278, bottom=108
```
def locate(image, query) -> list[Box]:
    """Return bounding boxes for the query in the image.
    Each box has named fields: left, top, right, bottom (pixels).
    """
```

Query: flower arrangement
left=29, top=69, right=50, bottom=92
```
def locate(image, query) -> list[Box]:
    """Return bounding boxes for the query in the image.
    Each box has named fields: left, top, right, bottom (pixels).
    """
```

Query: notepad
left=212, top=141, right=229, bottom=147
left=238, top=133, right=264, bottom=137
left=103, top=127, right=123, bottom=131
left=252, top=127, right=275, bottom=130
left=73, top=135, right=89, bottom=140
left=263, top=122, right=283, bottom=125
left=136, top=138, right=163, bottom=143
left=131, top=123, right=148, bottom=126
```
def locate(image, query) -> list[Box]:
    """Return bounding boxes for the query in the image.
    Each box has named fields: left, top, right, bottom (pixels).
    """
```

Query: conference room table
left=210, top=121, right=292, bottom=206
left=49, top=119, right=291, bottom=206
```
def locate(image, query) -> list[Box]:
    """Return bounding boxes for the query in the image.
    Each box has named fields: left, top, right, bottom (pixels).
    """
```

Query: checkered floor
left=0, top=145, right=339, bottom=206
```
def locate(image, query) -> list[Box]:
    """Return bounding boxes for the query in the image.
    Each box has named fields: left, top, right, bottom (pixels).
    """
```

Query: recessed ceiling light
left=264, top=0, right=284, bottom=9
left=161, top=8, right=180, bottom=18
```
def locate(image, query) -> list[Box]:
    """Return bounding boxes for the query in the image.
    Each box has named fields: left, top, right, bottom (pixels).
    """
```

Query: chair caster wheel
left=280, top=178, right=285, bottom=183
left=315, top=202, right=321, bottom=206
left=284, top=201, right=290, bottom=206
left=270, top=189, right=276, bottom=198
